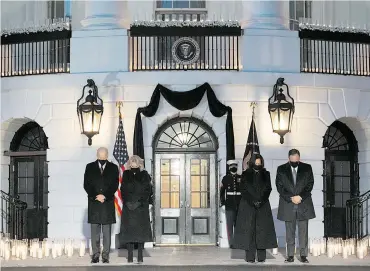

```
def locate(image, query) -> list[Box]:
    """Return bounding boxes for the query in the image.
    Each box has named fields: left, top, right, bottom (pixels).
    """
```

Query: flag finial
left=250, top=102, right=257, bottom=117
left=116, top=101, right=123, bottom=118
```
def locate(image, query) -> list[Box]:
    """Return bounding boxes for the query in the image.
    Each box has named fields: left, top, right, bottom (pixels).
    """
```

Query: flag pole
left=250, top=102, right=257, bottom=154
left=116, top=101, right=123, bottom=118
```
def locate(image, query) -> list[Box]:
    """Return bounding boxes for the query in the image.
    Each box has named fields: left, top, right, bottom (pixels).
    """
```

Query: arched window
left=322, top=120, right=359, bottom=238
left=153, top=117, right=218, bottom=152
left=10, top=122, right=48, bottom=152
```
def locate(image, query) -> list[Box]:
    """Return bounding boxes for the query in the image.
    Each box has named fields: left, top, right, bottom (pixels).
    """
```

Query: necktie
left=100, top=165, right=104, bottom=175
left=292, top=168, right=297, bottom=186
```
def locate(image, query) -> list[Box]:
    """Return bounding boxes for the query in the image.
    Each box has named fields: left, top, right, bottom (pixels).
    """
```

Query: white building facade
left=1, top=0, right=370, bottom=249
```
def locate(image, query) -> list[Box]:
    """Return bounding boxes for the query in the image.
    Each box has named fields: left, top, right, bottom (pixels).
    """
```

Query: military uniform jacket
left=220, top=173, right=242, bottom=210
left=83, top=160, right=119, bottom=224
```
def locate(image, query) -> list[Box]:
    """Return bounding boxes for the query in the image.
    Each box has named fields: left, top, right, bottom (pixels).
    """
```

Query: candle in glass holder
left=79, top=240, right=86, bottom=257
left=37, top=247, right=43, bottom=259
left=320, top=239, right=326, bottom=254
left=44, top=241, right=50, bottom=257
left=5, top=243, right=11, bottom=260
left=89, top=239, right=93, bottom=256
left=52, top=244, right=57, bottom=259
left=342, top=245, right=348, bottom=259
left=11, top=242, right=16, bottom=256
left=357, top=246, right=364, bottom=259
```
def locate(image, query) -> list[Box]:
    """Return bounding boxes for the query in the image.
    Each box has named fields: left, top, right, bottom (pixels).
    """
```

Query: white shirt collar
left=98, top=161, right=107, bottom=171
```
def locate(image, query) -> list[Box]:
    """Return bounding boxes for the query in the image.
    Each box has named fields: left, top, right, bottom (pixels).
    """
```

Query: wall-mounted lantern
left=77, top=79, right=103, bottom=146
left=268, top=78, right=295, bottom=144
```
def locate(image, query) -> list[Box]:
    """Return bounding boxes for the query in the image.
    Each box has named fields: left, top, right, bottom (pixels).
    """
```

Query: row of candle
left=309, top=237, right=370, bottom=259
left=0, top=237, right=106, bottom=261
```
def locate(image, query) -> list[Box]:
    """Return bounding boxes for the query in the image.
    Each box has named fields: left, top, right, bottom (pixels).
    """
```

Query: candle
left=11, top=243, right=16, bottom=256
left=79, top=240, right=86, bottom=257
left=37, top=247, right=43, bottom=259
left=52, top=244, right=57, bottom=259
left=328, top=245, right=334, bottom=258
left=44, top=241, right=50, bottom=257
left=5, top=243, right=10, bottom=261
left=89, top=239, right=93, bottom=256
left=320, top=239, right=326, bottom=254
left=342, top=245, right=348, bottom=259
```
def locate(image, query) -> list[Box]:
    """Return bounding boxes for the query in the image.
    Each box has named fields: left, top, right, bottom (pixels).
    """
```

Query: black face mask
left=253, top=165, right=263, bottom=171
left=98, top=160, right=107, bottom=166
left=290, top=161, right=299, bottom=168
left=131, top=167, right=140, bottom=174
left=229, top=167, right=238, bottom=173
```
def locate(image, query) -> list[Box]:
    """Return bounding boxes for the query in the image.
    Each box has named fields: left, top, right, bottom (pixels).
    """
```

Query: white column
left=81, top=0, right=123, bottom=29
left=242, top=0, right=287, bottom=30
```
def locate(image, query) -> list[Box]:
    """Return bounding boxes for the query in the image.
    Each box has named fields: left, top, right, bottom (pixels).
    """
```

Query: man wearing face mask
left=84, top=147, right=119, bottom=264
left=220, top=160, right=242, bottom=248
left=276, top=149, right=316, bottom=264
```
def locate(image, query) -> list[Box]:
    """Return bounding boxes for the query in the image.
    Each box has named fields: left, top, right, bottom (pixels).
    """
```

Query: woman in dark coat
left=233, top=154, right=277, bottom=263
left=119, top=155, right=153, bottom=263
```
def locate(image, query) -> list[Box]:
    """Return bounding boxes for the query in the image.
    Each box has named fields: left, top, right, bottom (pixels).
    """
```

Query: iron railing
left=1, top=29, right=71, bottom=77
left=0, top=190, right=27, bottom=240
left=346, top=189, right=370, bottom=239
left=129, top=26, right=241, bottom=71
left=299, top=30, right=370, bottom=76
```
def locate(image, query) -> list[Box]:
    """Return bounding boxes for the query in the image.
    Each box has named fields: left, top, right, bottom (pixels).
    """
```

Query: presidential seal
left=171, top=37, right=200, bottom=65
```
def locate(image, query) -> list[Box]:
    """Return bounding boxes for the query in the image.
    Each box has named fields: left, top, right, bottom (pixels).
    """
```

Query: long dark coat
left=119, top=169, right=153, bottom=244
left=83, top=161, right=119, bottom=224
left=233, top=168, right=278, bottom=250
left=276, top=162, right=316, bottom=221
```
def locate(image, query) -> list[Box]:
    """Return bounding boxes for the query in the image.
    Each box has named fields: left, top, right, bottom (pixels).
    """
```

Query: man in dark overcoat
left=233, top=154, right=277, bottom=262
left=220, top=160, right=242, bottom=248
left=84, top=147, right=119, bottom=264
left=276, top=149, right=316, bottom=263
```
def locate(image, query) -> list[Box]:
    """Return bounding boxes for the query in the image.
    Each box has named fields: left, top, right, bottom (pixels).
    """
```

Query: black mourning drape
left=133, top=83, right=235, bottom=164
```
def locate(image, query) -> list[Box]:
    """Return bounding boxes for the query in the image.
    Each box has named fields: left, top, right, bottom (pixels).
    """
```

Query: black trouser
left=225, top=208, right=238, bottom=247
left=246, top=248, right=266, bottom=262
left=285, top=211, right=308, bottom=257
left=91, top=224, right=111, bottom=259
left=127, top=242, right=144, bottom=262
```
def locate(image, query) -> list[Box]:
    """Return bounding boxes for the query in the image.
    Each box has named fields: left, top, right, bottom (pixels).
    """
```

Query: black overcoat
left=119, top=169, right=153, bottom=244
left=83, top=161, right=119, bottom=224
left=276, top=162, right=316, bottom=221
left=233, top=168, right=278, bottom=250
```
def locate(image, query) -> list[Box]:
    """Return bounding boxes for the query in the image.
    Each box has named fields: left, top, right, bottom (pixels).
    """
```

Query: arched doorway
left=8, top=121, right=49, bottom=239
left=152, top=116, right=219, bottom=245
left=323, top=120, right=359, bottom=238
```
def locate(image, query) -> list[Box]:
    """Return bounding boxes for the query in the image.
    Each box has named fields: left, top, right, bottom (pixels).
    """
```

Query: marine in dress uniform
left=220, top=160, right=242, bottom=248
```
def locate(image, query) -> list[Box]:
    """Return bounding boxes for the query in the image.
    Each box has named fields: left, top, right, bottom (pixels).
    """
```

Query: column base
left=242, top=29, right=300, bottom=73
left=70, top=29, right=129, bottom=73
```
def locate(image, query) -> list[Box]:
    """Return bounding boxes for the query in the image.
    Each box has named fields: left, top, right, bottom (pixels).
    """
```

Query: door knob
left=180, top=201, right=184, bottom=208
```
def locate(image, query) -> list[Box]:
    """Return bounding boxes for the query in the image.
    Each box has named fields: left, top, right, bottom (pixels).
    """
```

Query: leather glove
left=253, top=201, right=261, bottom=209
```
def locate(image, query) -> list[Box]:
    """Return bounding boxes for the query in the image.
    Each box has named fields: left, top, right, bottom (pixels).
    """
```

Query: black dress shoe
left=300, top=256, right=309, bottom=263
left=102, top=258, right=109, bottom=263
left=285, top=256, right=294, bottom=263
left=246, top=260, right=255, bottom=263
left=91, top=257, right=99, bottom=264
left=258, top=260, right=266, bottom=263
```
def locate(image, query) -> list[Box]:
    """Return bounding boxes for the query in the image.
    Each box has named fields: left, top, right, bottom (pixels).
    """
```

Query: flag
left=113, top=115, right=129, bottom=216
left=242, top=117, right=260, bottom=170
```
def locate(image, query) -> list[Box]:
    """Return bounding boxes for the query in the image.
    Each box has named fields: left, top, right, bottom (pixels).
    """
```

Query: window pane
left=161, top=159, right=170, bottom=175
left=191, top=159, right=200, bottom=175
left=190, top=0, right=205, bottom=8
left=171, top=176, right=180, bottom=191
left=161, top=176, right=170, bottom=192
left=191, top=192, right=200, bottom=208
left=200, top=176, right=208, bottom=191
left=200, top=192, right=209, bottom=208
left=201, top=159, right=208, bottom=175
left=161, top=192, right=170, bottom=208
left=173, top=0, right=189, bottom=9
left=171, top=159, right=180, bottom=175
left=170, top=192, right=179, bottom=208
left=191, top=176, right=201, bottom=191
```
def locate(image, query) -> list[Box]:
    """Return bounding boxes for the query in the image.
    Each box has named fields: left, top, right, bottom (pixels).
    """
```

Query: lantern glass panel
left=81, top=109, right=102, bottom=134
left=270, top=101, right=292, bottom=132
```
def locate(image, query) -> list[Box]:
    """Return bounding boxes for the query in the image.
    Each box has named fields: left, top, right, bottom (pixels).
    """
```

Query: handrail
left=346, top=189, right=370, bottom=239
left=1, top=190, right=27, bottom=239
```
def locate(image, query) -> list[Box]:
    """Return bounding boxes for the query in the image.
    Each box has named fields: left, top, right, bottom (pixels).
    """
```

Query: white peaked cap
left=227, top=160, right=238, bottom=166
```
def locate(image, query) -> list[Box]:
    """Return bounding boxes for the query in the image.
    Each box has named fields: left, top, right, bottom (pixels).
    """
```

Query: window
left=289, top=0, right=312, bottom=30
left=157, top=0, right=206, bottom=9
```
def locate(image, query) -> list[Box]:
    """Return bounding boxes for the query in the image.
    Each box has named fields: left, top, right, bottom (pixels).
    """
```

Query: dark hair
left=288, top=149, right=300, bottom=157
left=251, top=154, right=264, bottom=168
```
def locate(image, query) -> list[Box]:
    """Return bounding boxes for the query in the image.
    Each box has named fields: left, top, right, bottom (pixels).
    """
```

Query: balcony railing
left=1, top=19, right=71, bottom=77
left=299, top=24, right=370, bottom=76
left=346, top=189, right=370, bottom=239
left=129, top=22, right=241, bottom=71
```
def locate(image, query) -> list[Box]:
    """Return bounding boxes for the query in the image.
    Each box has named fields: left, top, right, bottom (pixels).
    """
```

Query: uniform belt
left=226, top=192, right=241, bottom=195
